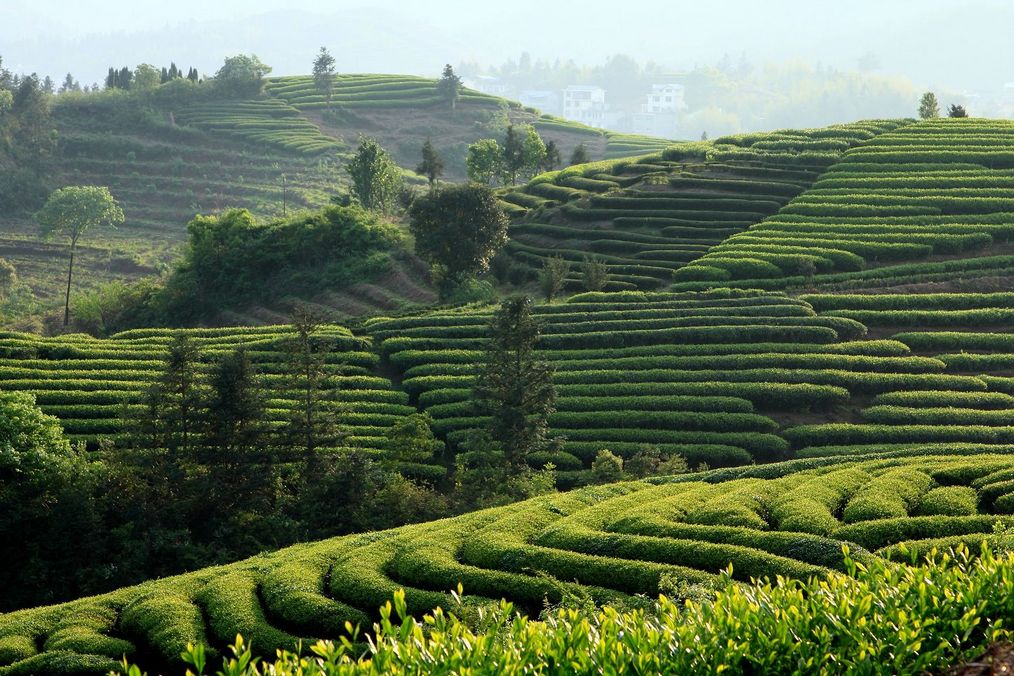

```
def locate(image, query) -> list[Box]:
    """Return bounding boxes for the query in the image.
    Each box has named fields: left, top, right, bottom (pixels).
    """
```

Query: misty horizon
left=4, top=0, right=1013, bottom=95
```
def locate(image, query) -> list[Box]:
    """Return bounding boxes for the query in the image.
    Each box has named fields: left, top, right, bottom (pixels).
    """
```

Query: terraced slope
left=765, top=292, right=1014, bottom=455
left=672, top=118, right=1014, bottom=292
left=500, top=120, right=907, bottom=290
left=364, top=289, right=985, bottom=485
left=0, top=325, right=443, bottom=481
left=1, top=99, right=339, bottom=310
left=3, top=450, right=1013, bottom=673
left=174, top=99, right=344, bottom=155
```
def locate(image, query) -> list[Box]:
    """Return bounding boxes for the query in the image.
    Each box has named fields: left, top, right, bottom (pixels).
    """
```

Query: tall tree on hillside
left=312, top=47, right=336, bottom=108
left=204, top=347, right=266, bottom=457
left=198, top=346, right=272, bottom=532
left=502, top=125, right=525, bottom=185
left=437, top=64, right=462, bottom=110
left=541, top=140, right=561, bottom=172
left=569, top=143, right=590, bottom=166
left=918, top=92, right=940, bottom=119
left=409, top=183, right=509, bottom=295
left=10, top=75, right=56, bottom=173
left=416, top=138, right=444, bottom=189
left=948, top=104, right=968, bottom=118
left=283, top=305, right=341, bottom=467
left=520, top=125, right=548, bottom=180
left=41, top=76, right=55, bottom=94
left=466, top=138, right=503, bottom=185
left=345, top=136, right=403, bottom=213
left=36, top=186, right=124, bottom=326
left=473, top=296, right=556, bottom=468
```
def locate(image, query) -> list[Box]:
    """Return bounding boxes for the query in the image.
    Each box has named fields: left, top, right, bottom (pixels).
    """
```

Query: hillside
left=0, top=73, right=668, bottom=324
left=1, top=449, right=1013, bottom=673
left=8, top=117, right=1014, bottom=672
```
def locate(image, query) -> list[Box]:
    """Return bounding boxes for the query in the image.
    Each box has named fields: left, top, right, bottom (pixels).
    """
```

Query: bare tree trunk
left=63, top=240, right=76, bottom=327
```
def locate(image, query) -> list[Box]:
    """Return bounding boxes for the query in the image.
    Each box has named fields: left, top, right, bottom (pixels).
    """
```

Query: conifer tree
left=437, top=64, right=462, bottom=110
left=473, top=296, right=556, bottom=467
left=312, top=46, right=336, bottom=107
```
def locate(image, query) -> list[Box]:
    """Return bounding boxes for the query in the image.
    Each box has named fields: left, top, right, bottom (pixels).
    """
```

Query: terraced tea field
left=2, top=450, right=1013, bottom=673
left=672, top=118, right=1014, bottom=292
left=0, top=325, right=445, bottom=482
left=500, top=120, right=907, bottom=290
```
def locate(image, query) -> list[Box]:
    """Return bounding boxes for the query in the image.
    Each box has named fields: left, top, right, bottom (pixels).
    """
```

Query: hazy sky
left=4, top=0, right=1012, bottom=90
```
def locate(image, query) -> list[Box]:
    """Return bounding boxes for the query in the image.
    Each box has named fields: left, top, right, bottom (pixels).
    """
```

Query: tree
left=541, top=139, right=561, bottom=172
left=284, top=305, right=340, bottom=463
left=581, top=255, right=609, bottom=292
left=466, top=138, right=503, bottom=185
left=204, top=347, right=266, bottom=456
left=345, top=136, right=403, bottom=213
left=41, top=76, right=55, bottom=94
left=214, top=54, right=271, bottom=97
left=539, top=255, right=570, bottom=302
left=144, top=333, right=204, bottom=454
left=10, top=75, right=56, bottom=173
left=36, top=186, right=124, bottom=326
left=385, top=413, right=441, bottom=465
left=0, top=259, right=16, bottom=298
left=473, top=296, right=556, bottom=467
left=591, top=449, right=624, bottom=484
left=948, top=104, right=969, bottom=118
left=436, top=64, right=462, bottom=110
left=416, top=138, right=444, bottom=188
left=312, top=47, right=336, bottom=107
left=0, top=392, right=100, bottom=610
left=58, top=73, right=79, bottom=94
left=408, top=183, right=509, bottom=290
left=569, top=143, right=590, bottom=166
left=198, top=346, right=272, bottom=535
left=501, top=125, right=525, bottom=185
left=520, top=125, right=548, bottom=180
left=132, top=63, right=161, bottom=91
left=918, top=92, right=939, bottom=119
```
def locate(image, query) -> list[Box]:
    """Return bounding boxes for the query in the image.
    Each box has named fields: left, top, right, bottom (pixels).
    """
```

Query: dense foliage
left=86, top=205, right=402, bottom=329
left=141, top=545, right=1014, bottom=675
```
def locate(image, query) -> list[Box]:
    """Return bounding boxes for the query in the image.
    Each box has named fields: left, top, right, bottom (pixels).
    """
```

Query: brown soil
left=947, top=643, right=1014, bottom=675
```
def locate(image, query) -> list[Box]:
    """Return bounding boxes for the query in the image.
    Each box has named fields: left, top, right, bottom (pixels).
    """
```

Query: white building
left=640, top=84, right=686, bottom=114
left=563, top=85, right=608, bottom=128
left=519, top=89, right=560, bottom=115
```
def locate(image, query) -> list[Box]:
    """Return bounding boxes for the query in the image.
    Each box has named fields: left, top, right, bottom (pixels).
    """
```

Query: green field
left=671, top=118, right=1014, bottom=292
left=7, top=111, right=1014, bottom=672
left=2, top=449, right=1014, bottom=673
left=0, top=74, right=676, bottom=324
left=498, top=120, right=905, bottom=290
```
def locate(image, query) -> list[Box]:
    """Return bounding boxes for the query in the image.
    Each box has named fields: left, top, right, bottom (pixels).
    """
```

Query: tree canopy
left=345, top=137, right=403, bottom=213
left=214, top=54, right=272, bottom=97
left=36, top=186, right=123, bottom=325
left=408, top=183, right=509, bottom=287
